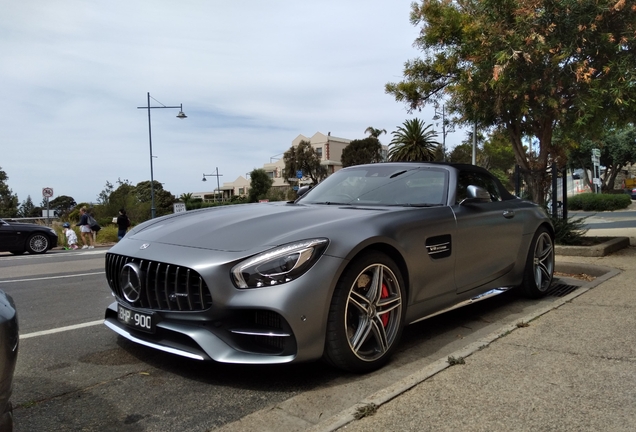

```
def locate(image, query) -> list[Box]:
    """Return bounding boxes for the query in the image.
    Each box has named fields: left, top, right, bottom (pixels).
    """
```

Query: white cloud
left=0, top=0, right=466, bottom=205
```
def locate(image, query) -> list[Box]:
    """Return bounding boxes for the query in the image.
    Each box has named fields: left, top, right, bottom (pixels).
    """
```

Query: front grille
left=106, top=253, right=212, bottom=311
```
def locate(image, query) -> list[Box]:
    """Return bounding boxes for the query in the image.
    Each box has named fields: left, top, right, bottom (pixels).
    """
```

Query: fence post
left=561, top=167, right=568, bottom=220
left=551, top=162, right=558, bottom=219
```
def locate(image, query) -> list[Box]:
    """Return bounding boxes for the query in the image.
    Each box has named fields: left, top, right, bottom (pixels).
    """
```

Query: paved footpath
left=324, top=247, right=636, bottom=432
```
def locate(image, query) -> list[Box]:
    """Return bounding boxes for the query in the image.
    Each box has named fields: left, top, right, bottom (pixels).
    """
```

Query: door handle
left=503, top=210, right=515, bottom=219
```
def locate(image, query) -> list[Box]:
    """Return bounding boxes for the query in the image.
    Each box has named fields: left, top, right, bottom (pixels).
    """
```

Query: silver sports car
left=104, top=162, right=554, bottom=373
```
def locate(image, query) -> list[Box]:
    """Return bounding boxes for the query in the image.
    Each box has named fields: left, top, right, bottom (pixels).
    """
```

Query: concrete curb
left=306, top=262, right=621, bottom=432
left=555, top=236, right=630, bottom=256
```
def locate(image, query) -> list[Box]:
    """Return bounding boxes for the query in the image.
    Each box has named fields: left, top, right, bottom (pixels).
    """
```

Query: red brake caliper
left=380, top=283, right=389, bottom=327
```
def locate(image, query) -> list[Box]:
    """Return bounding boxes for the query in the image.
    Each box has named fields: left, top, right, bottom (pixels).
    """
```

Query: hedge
left=567, top=192, right=632, bottom=211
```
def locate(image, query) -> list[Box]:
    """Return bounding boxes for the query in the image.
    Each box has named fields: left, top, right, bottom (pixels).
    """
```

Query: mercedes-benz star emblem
left=120, top=263, right=144, bottom=303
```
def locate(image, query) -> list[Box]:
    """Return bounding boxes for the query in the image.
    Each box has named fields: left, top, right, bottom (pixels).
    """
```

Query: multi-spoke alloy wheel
left=324, top=252, right=405, bottom=372
left=27, top=233, right=50, bottom=254
left=520, top=227, right=554, bottom=298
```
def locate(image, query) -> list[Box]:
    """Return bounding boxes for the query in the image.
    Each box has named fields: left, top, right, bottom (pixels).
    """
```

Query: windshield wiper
left=389, top=170, right=408, bottom=179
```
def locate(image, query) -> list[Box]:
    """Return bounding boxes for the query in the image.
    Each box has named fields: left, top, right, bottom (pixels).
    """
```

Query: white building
left=191, top=175, right=251, bottom=202
left=261, top=132, right=351, bottom=191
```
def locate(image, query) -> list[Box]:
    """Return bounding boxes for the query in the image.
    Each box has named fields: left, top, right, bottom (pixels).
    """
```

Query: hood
left=6, top=221, right=50, bottom=230
left=127, top=202, right=388, bottom=252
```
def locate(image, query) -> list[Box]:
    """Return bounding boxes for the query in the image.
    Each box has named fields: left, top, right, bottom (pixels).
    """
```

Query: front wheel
left=520, top=227, right=554, bottom=298
left=324, top=251, right=405, bottom=373
left=27, top=233, right=50, bottom=254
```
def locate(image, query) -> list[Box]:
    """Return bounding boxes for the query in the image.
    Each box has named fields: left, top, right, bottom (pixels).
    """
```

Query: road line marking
left=0, top=249, right=108, bottom=260
left=21, top=320, right=104, bottom=339
left=0, top=272, right=105, bottom=284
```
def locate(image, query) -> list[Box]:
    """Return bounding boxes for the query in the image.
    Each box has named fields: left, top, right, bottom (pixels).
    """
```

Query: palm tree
left=364, top=127, right=387, bottom=139
left=388, top=119, right=440, bottom=162
left=179, top=192, right=193, bottom=206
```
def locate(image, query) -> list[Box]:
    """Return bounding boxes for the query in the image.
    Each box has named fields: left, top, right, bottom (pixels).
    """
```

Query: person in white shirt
left=62, top=223, right=79, bottom=250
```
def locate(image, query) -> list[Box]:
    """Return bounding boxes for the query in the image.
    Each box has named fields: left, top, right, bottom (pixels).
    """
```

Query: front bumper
left=104, top=302, right=297, bottom=364
left=103, top=246, right=347, bottom=365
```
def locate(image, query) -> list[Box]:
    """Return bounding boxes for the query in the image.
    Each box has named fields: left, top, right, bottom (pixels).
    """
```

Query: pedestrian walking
left=116, top=209, right=131, bottom=241
left=76, top=207, right=95, bottom=249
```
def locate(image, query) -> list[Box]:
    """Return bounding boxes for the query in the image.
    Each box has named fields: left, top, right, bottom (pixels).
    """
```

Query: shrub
left=95, top=225, right=119, bottom=243
left=567, top=192, right=632, bottom=211
left=550, top=215, right=588, bottom=245
left=53, top=221, right=119, bottom=247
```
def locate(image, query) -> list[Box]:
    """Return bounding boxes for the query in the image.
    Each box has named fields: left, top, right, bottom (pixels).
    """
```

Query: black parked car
left=0, top=219, right=58, bottom=254
left=0, top=290, right=18, bottom=432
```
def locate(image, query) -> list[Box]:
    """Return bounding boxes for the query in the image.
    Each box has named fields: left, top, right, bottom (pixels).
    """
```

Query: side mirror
left=296, top=185, right=312, bottom=198
left=460, top=185, right=491, bottom=205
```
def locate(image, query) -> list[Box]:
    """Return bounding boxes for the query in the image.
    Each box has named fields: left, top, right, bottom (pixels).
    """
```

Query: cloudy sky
left=1, top=0, right=466, bottom=205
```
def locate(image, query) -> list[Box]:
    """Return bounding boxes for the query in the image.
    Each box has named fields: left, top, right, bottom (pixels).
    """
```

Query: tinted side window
left=456, top=171, right=502, bottom=203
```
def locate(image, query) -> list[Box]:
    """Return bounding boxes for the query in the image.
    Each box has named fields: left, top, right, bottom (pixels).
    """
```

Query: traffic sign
left=296, top=170, right=303, bottom=179
left=42, top=187, right=54, bottom=198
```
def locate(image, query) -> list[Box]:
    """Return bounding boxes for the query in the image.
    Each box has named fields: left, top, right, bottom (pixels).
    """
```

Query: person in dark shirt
left=116, top=209, right=130, bottom=241
left=76, top=207, right=95, bottom=249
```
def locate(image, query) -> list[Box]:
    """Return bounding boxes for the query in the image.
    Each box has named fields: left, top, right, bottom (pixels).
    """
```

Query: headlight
left=232, top=238, right=329, bottom=288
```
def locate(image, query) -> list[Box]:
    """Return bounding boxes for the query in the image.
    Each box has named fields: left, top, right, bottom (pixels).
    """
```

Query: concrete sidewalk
left=316, top=246, right=635, bottom=432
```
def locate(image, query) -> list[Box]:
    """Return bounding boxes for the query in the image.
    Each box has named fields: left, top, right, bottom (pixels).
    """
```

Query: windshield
left=299, top=165, right=448, bottom=206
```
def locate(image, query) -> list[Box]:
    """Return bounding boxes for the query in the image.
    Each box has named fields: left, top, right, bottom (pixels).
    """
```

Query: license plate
left=117, top=304, right=155, bottom=333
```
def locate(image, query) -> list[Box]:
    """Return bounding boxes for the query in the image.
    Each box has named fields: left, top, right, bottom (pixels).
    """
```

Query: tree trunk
left=506, top=123, right=550, bottom=204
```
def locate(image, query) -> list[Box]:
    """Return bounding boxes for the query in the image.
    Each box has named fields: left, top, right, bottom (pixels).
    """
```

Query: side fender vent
left=426, top=234, right=452, bottom=259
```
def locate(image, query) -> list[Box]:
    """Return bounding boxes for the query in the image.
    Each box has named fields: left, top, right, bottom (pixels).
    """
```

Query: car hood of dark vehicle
left=127, top=202, right=391, bottom=252
left=5, top=221, right=50, bottom=230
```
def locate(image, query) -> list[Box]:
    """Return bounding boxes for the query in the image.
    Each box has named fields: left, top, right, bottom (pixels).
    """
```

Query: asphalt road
left=570, top=210, right=636, bottom=230
left=0, top=248, right=584, bottom=432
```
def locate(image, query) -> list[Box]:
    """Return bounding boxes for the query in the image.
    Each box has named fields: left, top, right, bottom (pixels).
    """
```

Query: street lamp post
left=202, top=168, right=223, bottom=202
left=138, top=92, right=187, bottom=219
left=433, top=104, right=453, bottom=162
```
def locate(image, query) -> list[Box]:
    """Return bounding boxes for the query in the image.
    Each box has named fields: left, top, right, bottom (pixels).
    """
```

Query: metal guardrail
left=3, top=217, right=59, bottom=225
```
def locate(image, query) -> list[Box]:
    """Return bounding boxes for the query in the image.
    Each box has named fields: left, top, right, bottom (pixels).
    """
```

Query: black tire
left=26, top=233, right=50, bottom=254
left=520, top=227, right=554, bottom=298
left=324, top=251, right=405, bottom=373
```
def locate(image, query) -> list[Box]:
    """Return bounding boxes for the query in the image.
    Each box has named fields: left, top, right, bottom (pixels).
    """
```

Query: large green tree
left=0, top=167, right=18, bottom=218
left=97, top=181, right=114, bottom=205
left=18, top=196, right=41, bottom=218
left=248, top=168, right=274, bottom=202
left=283, top=140, right=327, bottom=185
left=448, top=142, right=477, bottom=165
left=49, top=195, right=77, bottom=218
left=388, top=118, right=439, bottom=162
left=135, top=180, right=175, bottom=218
left=386, top=0, right=636, bottom=203
left=341, top=137, right=383, bottom=167
left=482, top=129, right=517, bottom=174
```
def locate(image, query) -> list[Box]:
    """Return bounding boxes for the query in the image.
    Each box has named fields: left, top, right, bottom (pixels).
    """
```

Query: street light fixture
left=202, top=167, right=223, bottom=202
left=137, top=92, right=187, bottom=219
